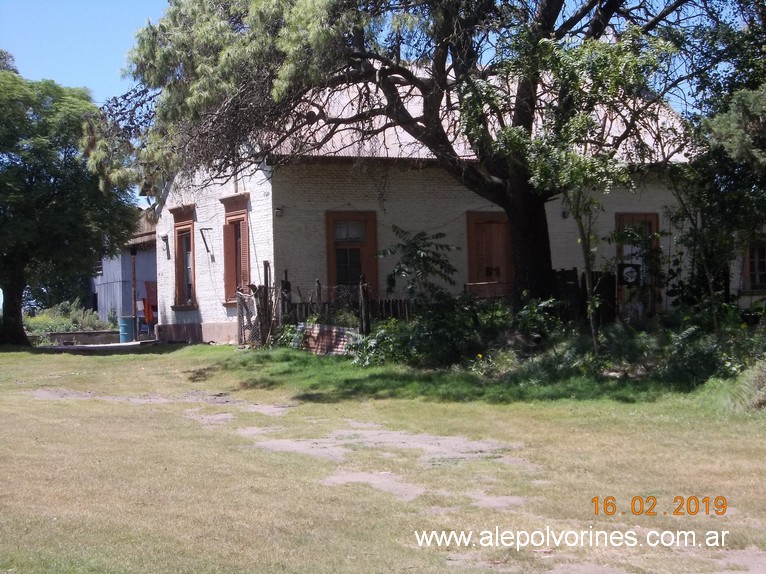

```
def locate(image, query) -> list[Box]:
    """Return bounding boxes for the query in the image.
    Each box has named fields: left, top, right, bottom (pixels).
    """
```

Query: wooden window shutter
left=223, top=222, right=237, bottom=300
left=175, top=229, right=185, bottom=305
left=220, top=194, right=250, bottom=301
left=170, top=205, right=196, bottom=308
left=239, top=219, right=249, bottom=290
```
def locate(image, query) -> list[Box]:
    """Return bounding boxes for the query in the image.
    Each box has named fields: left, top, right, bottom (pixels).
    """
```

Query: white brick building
left=153, top=157, right=682, bottom=343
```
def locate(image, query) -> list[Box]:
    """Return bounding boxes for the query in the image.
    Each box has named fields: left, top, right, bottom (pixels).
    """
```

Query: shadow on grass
left=219, top=348, right=689, bottom=404
left=290, top=371, right=679, bottom=404
left=0, top=342, right=189, bottom=356
left=188, top=364, right=222, bottom=382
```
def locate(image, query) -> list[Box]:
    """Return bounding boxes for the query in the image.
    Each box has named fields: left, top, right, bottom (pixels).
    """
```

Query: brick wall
left=156, top=161, right=689, bottom=342
left=271, top=162, right=504, bottom=299
left=156, top=168, right=274, bottom=343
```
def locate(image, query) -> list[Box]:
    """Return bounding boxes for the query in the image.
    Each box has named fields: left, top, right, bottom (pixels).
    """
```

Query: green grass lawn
left=0, top=344, right=764, bottom=573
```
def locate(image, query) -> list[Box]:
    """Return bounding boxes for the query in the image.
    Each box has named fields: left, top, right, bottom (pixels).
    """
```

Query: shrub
left=351, top=318, right=421, bottom=366
left=24, top=300, right=110, bottom=335
left=273, top=323, right=303, bottom=349
left=597, top=323, right=662, bottom=367
left=740, top=361, right=766, bottom=410
left=107, top=307, right=118, bottom=328
left=513, top=298, right=563, bottom=340
left=656, top=322, right=766, bottom=387
left=351, top=296, right=517, bottom=367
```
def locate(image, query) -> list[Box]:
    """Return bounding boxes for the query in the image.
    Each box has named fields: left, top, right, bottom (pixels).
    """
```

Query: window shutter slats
left=175, top=229, right=185, bottom=305
left=223, top=222, right=237, bottom=300
left=239, top=219, right=249, bottom=291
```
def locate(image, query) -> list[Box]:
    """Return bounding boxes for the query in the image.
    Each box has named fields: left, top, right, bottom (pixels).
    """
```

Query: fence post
left=264, top=261, right=271, bottom=290
left=280, top=269, right=292, bottom=325
left=236, top=290, right=244, bottom=345
left=359, top=274, right=371, bottom=335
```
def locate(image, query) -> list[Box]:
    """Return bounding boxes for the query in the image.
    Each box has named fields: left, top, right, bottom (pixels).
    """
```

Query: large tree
left=706, top=0, right=766, bottom=175
left=114, top=0, right=716, bottom=301
left=0, top=70, right=137, bottom=345
left=660, top=0, right=766, bottom=320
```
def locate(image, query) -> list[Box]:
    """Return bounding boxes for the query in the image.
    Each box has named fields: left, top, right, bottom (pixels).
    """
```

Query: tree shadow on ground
left=216, top=349, right=691, bottom=404
left=187, top=364, right=222, bottom=382
left=0, top=342, right=187, bottom=356
left=290, top=371, right=680, bottom=404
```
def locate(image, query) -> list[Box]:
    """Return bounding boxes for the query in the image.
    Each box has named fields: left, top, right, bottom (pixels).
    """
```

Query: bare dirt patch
left=464, top=490, right=525, bottom=509
left=31, top=388, right=100, bottom=401
left=184, top=408, right=236, bottom=427
left=240, top=403, right=296, bottom=417
left=253, top=422, right=530, bottom=508
left=28, top=387, right=295, bottom=415
left=252, top=424, right=525, bottom=466
left=344, top=419, right=383, bottom=429
left=321, top=470, right=428, bottom=501
left=236, top=426, right=283, bottom=437
left=545, top=564, right=629, bottom=574
left=255, top=438, right=347, bottom=462
left=321, top=470, right=520, bottom=510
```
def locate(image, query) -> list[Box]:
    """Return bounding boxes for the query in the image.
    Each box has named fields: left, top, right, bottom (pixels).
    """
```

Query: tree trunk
left=447, top=162, right=556, bottom=305
left=504, top=188, right=554, bottom=305
left=0, top=264, right=30, bottom=346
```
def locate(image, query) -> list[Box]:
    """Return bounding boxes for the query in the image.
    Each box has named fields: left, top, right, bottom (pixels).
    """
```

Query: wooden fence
left=287, top=297, right=414, bottom=324
left=237, top=265, right=623, bottom=347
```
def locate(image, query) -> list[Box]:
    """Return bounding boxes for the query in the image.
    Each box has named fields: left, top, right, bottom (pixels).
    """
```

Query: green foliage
left=273, top=323, right=303, bottom=349
left=653, top=320, right=766, bottom=388
left=24, top=301, right=111, bottom=335
left=352, top=296, right=564, bottom=368
left=708, top=83, right=766, bottom=175
left=514, top=298, right=563, bottom=340
left=352, top=297, right=513, bottom=368
left=484, top=26, right=680, bottom=184
left=0, top=71, right=137, bottom=345
left=107, top=307, right=118, bottom=328
left=114, top=0, right=711, bottom=303
left=737, top=360, right=766, bottom=410
left=0, top=50, right=17, bottom=73
left=379, top=226, right=459, bottom=302
left=667, top=3, right=766, bottom=319
left=665, top=153, right=766, bottom=315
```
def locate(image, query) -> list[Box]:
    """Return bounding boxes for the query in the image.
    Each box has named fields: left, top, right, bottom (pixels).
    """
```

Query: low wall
left=44, top=330, right=120, bottom=345
left=155, top=323, right=203, bottom=344
left=300, top=323, right=359, bottom=355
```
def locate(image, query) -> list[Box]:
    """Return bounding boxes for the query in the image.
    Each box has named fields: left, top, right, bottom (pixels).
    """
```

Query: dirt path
left=28, top=387, right=766, bottom=573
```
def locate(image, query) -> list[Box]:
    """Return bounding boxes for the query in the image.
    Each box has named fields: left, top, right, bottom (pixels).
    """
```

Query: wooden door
left=615, top=213, right=661, bottom=318
left=467, top=213, right=513, bottom=297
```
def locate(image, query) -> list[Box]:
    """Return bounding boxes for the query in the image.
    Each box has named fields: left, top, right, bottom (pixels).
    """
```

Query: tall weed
left=24, top=300, right=110, bottom=334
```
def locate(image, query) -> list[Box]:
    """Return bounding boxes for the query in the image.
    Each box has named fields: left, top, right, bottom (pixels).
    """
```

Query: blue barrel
left=119, top=316, right=135, bottom=343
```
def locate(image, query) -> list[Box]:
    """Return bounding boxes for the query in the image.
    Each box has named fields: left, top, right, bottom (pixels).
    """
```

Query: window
left=615, top=212, right=661, bottom=317
left=171, top=205, right=196, bottom=309
left=326, top=211, right=377, bottom=292
left=220, top=194, right=250, bottom=302
left=746, top=245, right=766, bottom=291
left=466, top=212, right=513, bottom=297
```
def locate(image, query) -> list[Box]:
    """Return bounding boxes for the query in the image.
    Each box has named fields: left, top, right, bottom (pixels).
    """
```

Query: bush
left=350, top=286, right=766, bottom=391
left=350, top=295, right=579, bottom=368
left=352, top=296, right=529, bottom=367
left=655, top=322, right=766, bottom=387
left=351, top=318, right=421, bottom=366
left=513, top=298, right=563, bottom=340
left=273, top=323, right=303, bottom=349
left=24, top=300, right=110, bottom=335
left=597, top=323, right=663, bottom=367
left=740, top=361, right=766, bottom=410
